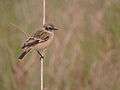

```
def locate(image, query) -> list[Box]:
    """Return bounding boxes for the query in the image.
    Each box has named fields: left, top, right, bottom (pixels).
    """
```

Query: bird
left=18, top=24, right=58, bottom=61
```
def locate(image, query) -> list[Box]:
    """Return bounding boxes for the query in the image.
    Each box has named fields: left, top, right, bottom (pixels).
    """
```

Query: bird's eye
left=48, top=27, right=52, bottom=29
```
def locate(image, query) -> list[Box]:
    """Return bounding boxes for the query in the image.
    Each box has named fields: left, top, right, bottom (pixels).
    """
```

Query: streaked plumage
left=18, top=24, right=58, bottom=60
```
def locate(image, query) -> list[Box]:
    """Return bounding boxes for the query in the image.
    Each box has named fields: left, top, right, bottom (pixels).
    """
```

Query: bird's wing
left=22, top=38, right=40, bottom=49
left=33, top=30, right=50, bottom=41
left=21, top=30, right=50, bottom=49
left=18, top=48, right=31, bottom=60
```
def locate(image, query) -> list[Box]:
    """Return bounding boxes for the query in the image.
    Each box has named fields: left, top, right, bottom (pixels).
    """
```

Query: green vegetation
left=0, top=0, right=120, bottom=90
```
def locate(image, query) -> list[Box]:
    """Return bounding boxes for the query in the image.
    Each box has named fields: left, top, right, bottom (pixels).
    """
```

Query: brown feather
left=18, top=49, right=31, bottom=60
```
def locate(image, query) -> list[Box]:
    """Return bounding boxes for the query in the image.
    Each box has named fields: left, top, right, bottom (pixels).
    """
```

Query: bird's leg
left=36, top=50, right=44, bottom=59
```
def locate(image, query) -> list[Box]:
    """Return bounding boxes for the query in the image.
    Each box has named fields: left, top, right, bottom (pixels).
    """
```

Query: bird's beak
left=54, top=27, right=58, bottom=30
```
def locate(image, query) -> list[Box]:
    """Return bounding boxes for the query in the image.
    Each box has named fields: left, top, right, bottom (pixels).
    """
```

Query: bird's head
left=43, top=24, right=58, bottom=32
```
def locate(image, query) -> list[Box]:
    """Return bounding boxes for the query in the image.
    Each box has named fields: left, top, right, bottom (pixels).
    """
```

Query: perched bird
left=18, top=24, right=58, bottom=60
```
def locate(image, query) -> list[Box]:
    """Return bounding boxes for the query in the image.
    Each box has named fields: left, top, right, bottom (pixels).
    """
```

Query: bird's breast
left=35, top=33, right=54, bottom=50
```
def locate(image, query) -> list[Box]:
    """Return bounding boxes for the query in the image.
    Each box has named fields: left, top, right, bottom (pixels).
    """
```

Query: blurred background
left=0, top=0, right=120, bottom=90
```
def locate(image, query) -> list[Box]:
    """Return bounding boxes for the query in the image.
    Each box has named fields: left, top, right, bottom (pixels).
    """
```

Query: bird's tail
left=18, top=49, right=31, bottom=60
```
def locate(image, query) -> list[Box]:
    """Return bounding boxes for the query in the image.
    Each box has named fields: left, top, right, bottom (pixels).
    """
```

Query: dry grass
left=0, top=0, right=120, bottom=90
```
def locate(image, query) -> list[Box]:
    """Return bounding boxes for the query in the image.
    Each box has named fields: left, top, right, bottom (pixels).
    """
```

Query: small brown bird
left=18, top=24, right=58, bottom=60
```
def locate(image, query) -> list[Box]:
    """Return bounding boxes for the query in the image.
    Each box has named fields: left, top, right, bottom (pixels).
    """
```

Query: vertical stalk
left=41, top=0, right=45, bottom=90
